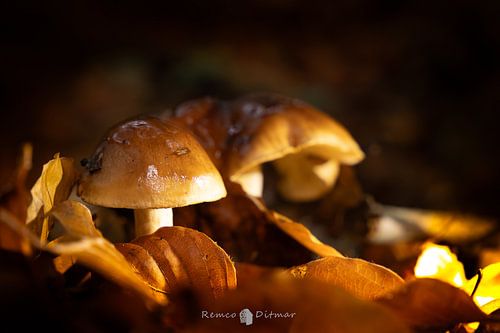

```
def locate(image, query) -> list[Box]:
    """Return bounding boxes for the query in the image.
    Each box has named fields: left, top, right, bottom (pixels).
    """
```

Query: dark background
left=1, top=1, right=499, bottom=218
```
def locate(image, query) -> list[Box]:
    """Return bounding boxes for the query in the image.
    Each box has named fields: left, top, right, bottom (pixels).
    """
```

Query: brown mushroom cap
left=78, top=117, right=227, bottom=209
left=227, top=94, right=364, bottom=185
left=170, top=94, right=364, bottom=201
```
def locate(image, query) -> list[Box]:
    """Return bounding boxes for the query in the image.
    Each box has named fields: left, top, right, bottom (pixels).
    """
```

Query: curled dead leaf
left=251, top=196, right=344, bottom=258
left=115, top=243, right=167, bottom=292
left=124, top=226, right=237, bottom=300
left=287, top=256, right=404, bottom=300
left=376, top=278, right=487, bottom=329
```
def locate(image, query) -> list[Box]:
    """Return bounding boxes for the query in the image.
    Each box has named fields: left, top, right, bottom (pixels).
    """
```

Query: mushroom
left=78, top=116, right=227, bottom=237
left=226, top=93, right=364, bottom=202
left=169, top=94, right=364, bottom=202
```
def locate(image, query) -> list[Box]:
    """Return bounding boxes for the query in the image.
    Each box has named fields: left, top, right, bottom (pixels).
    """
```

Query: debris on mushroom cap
left=77, top=116, right=227, bottom=209
left=172, top=93, right=364, bottom=202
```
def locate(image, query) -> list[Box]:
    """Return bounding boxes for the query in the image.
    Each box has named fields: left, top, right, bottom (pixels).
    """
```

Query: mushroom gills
left=134, top=208, right=173, bottom=237
left=273, top=152, right=340, bottom=202
left=234, top=165, right=264, bottom=197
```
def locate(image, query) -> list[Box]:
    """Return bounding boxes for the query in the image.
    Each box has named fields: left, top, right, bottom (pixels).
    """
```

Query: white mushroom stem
left=134, top=208, right=173, bottom=237
left=234, top=165, right=264, bottom=197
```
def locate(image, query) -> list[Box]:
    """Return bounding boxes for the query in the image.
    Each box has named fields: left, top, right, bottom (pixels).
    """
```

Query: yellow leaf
left=287, top=256, right=404, bottom=300
left=51, top=200, right=102, bottom=238
left=480, top=299, right=500, bottom=315
left=414, top=242, right=467, bottom=287
left=464, top=263, right=500, bottom=307
left=26, top=154, right=78, bottom=242
left=414, top=243, right=500, bottom=313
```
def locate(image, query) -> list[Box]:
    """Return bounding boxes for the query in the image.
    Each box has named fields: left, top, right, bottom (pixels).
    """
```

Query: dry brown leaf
left=0, top=199, right=165, bottom=305
left=180, top=275, right=410, bottom=333
left=127, top=226, right=237, bottom=300
left=287, top=256, right=404, bottom=300
left=26, top=154, right=78, bottom=242
left=376, top=278, right=487, bottom=329
left=0, top=144, right=32, bottom=255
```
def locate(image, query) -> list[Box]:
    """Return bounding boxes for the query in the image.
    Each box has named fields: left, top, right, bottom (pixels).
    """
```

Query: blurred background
left=1, top=0, right=499, bottom=219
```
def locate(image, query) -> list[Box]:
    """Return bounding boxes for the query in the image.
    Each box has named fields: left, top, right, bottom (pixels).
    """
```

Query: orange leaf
left=251, top=196, right=343, bottom=258
left=287, top=256, right=404, bottom=300
left=115, top=243, right=167, bottom=294
left=124, top=226, right=237, bottom=300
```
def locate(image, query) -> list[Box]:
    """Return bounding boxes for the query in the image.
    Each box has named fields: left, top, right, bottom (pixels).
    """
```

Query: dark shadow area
left=1, top=0, right=498, bottom=218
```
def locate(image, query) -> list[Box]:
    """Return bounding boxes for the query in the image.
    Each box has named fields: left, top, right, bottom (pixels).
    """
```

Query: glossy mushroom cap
left=227, top=93, right=365, bottom=201
left=78, top=117, right=227, bottom=209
